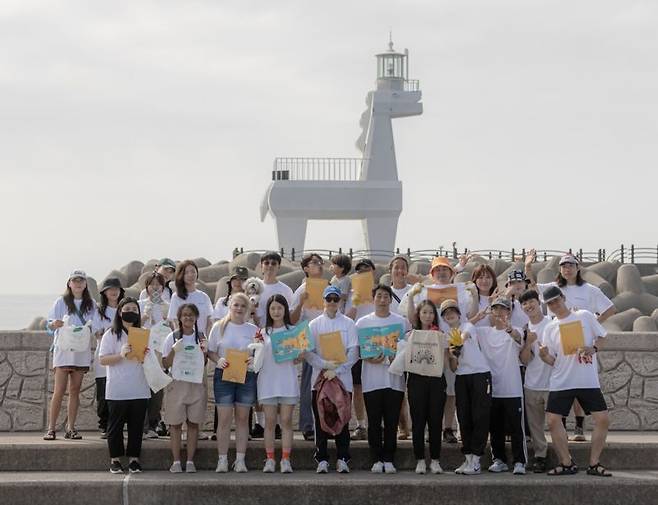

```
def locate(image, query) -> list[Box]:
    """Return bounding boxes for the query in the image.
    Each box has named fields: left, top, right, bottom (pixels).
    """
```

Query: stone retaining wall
left=1, top=331, right=657, bottom=432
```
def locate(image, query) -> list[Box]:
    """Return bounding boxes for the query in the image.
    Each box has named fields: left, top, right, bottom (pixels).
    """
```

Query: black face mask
left=120, top=311, right=140, bottom=324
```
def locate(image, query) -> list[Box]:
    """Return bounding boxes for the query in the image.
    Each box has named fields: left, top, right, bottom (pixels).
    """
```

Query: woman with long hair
left=207, top=293, right=258, bottom=473
left=469, top=264, right=497, bottom=327
left=44, top=270, right=97, bottom=441
left=168, top=260, right=214, bottom=335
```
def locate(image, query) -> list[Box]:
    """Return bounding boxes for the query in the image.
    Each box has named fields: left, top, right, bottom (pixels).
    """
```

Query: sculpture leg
left=275, top=216, right=308, bottom=259
left=362, top=215, right=399, bottom=258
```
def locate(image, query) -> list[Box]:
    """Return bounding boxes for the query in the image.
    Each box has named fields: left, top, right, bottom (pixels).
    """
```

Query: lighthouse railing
left=272, top=157, right=367, bottom=181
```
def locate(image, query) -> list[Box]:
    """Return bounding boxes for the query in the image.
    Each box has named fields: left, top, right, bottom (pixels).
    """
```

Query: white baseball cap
left=68, top=270, right=87, bottom=281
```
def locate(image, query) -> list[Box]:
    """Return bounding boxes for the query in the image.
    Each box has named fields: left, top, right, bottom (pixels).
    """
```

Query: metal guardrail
left=233, top=245, right=658, bottom=264
left=272, top=157, right=367, bottom=181
left=404, top=79, right=420, bottom=92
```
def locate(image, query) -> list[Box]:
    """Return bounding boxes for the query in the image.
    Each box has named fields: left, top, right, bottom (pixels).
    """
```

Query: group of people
left=44, top=250, right=614, bottom=478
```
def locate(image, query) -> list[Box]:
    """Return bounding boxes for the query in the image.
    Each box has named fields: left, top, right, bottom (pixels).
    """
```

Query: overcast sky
left=1, top=0, right=656, bottom=295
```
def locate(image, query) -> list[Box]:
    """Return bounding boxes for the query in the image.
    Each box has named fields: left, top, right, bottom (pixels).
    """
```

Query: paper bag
left=142, top=349, right=172, bottom=393
left=405, top=330, right=445, bottom=377
left=351, top=271, right=374, bottom=306
left=304, top=278, right=329, bottom=310
left=559, top=321, right=586, bottom=356
left=427, top=286, right=458, bottom=308
left=318, top=331, right=347, bottom=364
left=127, top=327, right=150, bottom=363
left=222, top=348, right=249, bottom=384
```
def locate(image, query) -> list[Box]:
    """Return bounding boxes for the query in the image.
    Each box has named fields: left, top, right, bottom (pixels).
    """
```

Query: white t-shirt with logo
left=538, top=282, right=614, bottom=317
left=257, top=326, right=300, bottom=401
left=523, top=316, right=553, bottom=391
left=475, top=326, right=523, bottom=398
left=98, top=329, right=151, bottom=401
left=355, top=312, right=411, bottom=393
left=255, top=281, right=294, bottom=323
left=455, top=322, right=491, bottom=375
left=306, top=312, right=359, bottom=392
left=168, top=289, right=214, bottom=333
left=48, top=297, right=96, bottom=368
left=543, top=310, right=606, bottom=391
left=207, top=321, right=258, bottom=368
left=391, top=284, right=411, bottom=313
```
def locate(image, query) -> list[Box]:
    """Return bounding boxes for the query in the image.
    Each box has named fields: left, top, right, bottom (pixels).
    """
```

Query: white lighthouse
left=260, top=39, right=422, bottom=257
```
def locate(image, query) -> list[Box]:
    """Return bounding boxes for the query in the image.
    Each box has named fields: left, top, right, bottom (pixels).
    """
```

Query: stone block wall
left=1, top=331, right=657, bottom=432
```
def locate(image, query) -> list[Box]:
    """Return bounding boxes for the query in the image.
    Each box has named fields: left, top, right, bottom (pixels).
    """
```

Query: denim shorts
left=259, top=396, right=298, bottom=406
left=213, top=368, right=257, bottom=407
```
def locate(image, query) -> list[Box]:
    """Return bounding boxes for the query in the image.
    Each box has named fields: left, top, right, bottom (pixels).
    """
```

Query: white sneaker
left=336, top=459, right=350, bottom=473
left=197, top=432, right=210, bottom=441
left=233, top=459, right=248, bottom=473
left=488, top=459, right=509, bottom=473
left=263, top=458, right=276, bottom=473
left=144, top=429, right=158, bottom=439
left=185, top=461, right=196, bottom=473
left=316, top=460, right=329, bottom=474
left=430, top=460, right=443, bottom=474
left=513, top=462, right=526, bottom=475
left=415, top=460, right=426, bottom=474
left=371, top=461, right=384, bottom=473
left=280, top=458, right=293, bottom=474
left=463, top=455, right=481, bottom=475
left=169, top=461, right=182, bottom=473
left=215, top=456, right=228, bottom=473
left=384, top=462, right=397, bottom=474
left=455, top=455, right=472, bottom=474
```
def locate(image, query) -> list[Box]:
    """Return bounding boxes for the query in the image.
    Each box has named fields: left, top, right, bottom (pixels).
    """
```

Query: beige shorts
left=163, top=380, right=207, bottom=426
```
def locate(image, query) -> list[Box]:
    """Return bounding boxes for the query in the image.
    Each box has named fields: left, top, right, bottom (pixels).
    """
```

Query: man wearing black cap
left=539, top=286, right=611, bottom=477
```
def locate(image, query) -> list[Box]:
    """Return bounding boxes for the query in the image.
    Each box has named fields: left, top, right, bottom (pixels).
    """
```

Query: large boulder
left=633, top=316, right=658, bottom=332
left=617, top=264, right=645, bottom=295
left=27, top=317, right=47, bottom=331
left=100, top=270, right=128, bottom=291
left=119, top=261, right=144, bottom=286
left=278, top=270, right=307, bottom=292
left=192, top=257, right=212, bottom=268
left=86, top=276, right=99, bottom=303
left=198, top=264, right=230, bottom=283
left=612, top=291, right=658, bottom=316
left=230, top=253, right=262, bottom=271
left=603, top=308, right=642, bottom=332
left=581, top=270, right=616, bottom=299
left=587, top=261, right=619, bottom=286
left=642, top=275, right=658, bottom=297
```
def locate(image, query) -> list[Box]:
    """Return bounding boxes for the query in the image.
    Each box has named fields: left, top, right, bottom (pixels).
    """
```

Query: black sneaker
left=275, top=424, right=282, bottom=440
left=442, top=429, right=458, bottom=444
left=303, top=430, right=315, bottom=441
left=128, top=460, right=142, bottom=473
left=532, top=457, right=547, bottom=473
left=155, top=421, right=169, bottom=437
left=251, top=423, right=265, bottom=439
left=110, top=461, right=124, bottom=474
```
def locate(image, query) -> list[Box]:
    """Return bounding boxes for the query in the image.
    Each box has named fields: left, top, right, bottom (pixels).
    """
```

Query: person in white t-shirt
left=329, top=254, right=352, bottom=312
left=388, top=255, right=413, bottom=440
left=355, top=284, right=411, bottom=474
left=207, top=293, right=259, bottom=473
left=468, top=297, right=527, bottom=475
left=406, top=256, right=477, bottom=446
left=139, top=258, right=176, bottom=303
left=468, top=264, right=498, bottom=327
left=213, top=266, right=248, bottom=321
left=290, top=253, right=326, bottom=441
left=526, top=251, right=616, bottom=442
left=445, top=300, right=492, bottom=476
left=168, top=259, right=214, bottom=336
left=99, top=297, right=151, bottom=474
left=518, top=289, right=552, bottom=473
left=504, top=270, right=531, bottom=328
left=93, top=277, right=125, bottom=439
left=305, top=285, right=359, bottom=474
left=538, top=286, right=612, bottom=477
left=258, top=294, right=302, bottom=474
left=250, top=252, right=295, bottom=439
left=44, top=270, right=98, bottom=441
left=161, top=303, right=208, bottom=474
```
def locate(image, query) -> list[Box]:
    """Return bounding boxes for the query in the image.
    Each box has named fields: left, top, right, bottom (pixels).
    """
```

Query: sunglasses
left=324, top=295, right=340, bottom=303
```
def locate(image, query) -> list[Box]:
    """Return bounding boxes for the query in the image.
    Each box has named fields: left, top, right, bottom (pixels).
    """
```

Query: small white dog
left=243, top=276, right=265, bottom=313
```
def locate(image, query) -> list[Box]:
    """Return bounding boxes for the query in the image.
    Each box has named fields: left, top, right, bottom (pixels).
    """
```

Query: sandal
left=64, top=429, right=82, bottom=440
left=43, top=430, right=56, bottom=441
left=548, top=461, right=578, bottom=476
left=587, top=463, right=612, bottom=477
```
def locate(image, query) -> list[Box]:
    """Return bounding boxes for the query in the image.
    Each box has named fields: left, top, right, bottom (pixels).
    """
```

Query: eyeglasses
left=309, top=260, right=324, bottom=266
left=325, top=295, right=340, bottom=303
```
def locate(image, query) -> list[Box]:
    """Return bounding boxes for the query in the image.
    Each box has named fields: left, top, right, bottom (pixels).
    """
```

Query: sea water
left=0, top=294, right=57, bottom=330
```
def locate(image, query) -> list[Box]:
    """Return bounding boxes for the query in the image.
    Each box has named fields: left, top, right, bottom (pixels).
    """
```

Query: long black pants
left=143, top=389, right=163, bottom=432
left=311, top=390, right=351, bottom=463
left=363, top=388, right=404, bottom=464
left=107, top=399, right=148, bottom=459
left=490, top=396, right=527, bottom=464
left=455, top=372, right=492, bottom=457
left=407, top=373, right=446, bottom=460
left=95, top=377, right=108, bottom=431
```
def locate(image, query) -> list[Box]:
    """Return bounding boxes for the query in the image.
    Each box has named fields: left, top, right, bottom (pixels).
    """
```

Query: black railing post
left=407, top=248, right=411, bottom=258
left=240, top=247, right=244, bottom=254
left=280, top=247, right=284, bottom=258
left=511, top=248, right=515, bottom=262
left=603, top=249, right=606, bottom=261
left=488, top=251, right=492, bottom=260
left=631, top=244, right=635, bottom=264
left=291, top=248, right=295, bottom=261
left=620, top=244, right=624, bottom=264
left=543, top=251, right=547, bottom=261
left=396, top=247, right=400, bottom=255
left=579, top=248, right=583, bottom=262
left=521, top=248, right=526, bottom=262
left=232, top=247, right=239, bottom=258
left=349, top=248, right=353, bottom=259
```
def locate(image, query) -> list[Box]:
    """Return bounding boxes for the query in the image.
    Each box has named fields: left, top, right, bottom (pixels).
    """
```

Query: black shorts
left=351, top=359, right=362, bottom=386
left=546, top=388, right=607, bottom=417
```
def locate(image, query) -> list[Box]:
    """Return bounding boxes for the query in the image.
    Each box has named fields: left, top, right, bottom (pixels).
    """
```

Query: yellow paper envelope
left=351, top=271, right=374, bottom=306
left=222, top=348, right=249, bottom=384
left=304, top=278, right=329, bottom=310
left=318, top=331, right=347, bottom=364
left=427, top=286, right=458, bottom=308
left=126, top=327, right=150, bottom=363
left=559, top=321, right=585, bottom=355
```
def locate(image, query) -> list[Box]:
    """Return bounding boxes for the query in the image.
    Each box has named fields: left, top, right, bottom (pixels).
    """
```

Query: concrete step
left=1, top=471, right=658, bottom=505
left=1, top=432, right=658, bottom=472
